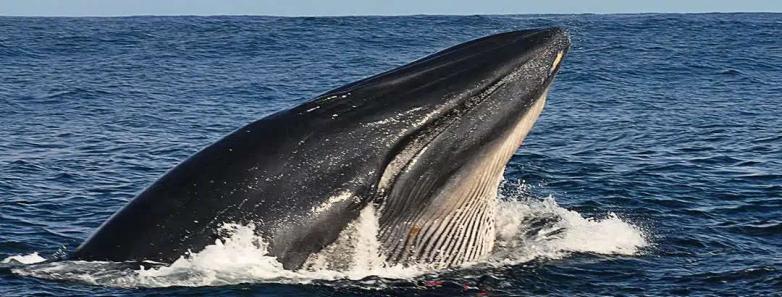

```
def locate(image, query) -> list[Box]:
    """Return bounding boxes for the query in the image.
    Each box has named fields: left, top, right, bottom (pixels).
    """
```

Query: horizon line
left=0, top=11, right=779, bottom=18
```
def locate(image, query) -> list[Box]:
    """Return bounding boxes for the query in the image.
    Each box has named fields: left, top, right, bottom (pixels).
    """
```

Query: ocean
left=1, top=13, right=780, bottom=296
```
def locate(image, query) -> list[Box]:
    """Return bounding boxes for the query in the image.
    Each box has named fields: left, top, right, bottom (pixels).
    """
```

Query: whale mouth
left=374, top=87, right=550, bottom=267
left=6, top=181, right=648, bottom=288
left=264, top=27, right=573, bottom=270
left=367, top=28, right=571, bottom=268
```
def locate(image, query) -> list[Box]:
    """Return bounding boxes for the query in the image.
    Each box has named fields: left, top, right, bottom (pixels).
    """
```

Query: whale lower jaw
left=377, top=91, right=548, bottom=268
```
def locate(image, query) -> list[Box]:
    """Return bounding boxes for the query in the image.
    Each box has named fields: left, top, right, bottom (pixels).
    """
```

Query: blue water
left=1, top=13, right=781, bottom=296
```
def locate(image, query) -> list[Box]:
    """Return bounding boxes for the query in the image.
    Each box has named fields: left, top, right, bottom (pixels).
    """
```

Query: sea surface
left=1, top=13, right=781, bottom=296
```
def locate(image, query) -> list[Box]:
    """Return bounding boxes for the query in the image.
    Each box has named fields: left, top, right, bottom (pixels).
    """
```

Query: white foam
left=489, top=196, right=647, bottom=265
left=12, top=183, right=648, bottom=288
left=131, top=205, right=423, bottom=288
left=1, top=252, right=46, bottom=264
left=16, top=205, right=423, bottom=288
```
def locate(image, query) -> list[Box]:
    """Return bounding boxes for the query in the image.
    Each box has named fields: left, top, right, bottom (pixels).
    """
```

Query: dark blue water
left=1, top=13, right=781, bottom=296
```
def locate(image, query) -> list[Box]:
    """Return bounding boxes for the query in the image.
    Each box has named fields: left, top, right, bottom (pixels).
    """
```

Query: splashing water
left=7, top=184, right=648, bottom=288
left=489, top=197, right=647, bottom=265
left=1, top=252, right=46, bottom=265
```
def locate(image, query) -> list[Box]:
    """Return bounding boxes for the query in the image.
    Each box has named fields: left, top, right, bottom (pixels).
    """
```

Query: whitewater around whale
left=5, top=184, right=648, bottom=288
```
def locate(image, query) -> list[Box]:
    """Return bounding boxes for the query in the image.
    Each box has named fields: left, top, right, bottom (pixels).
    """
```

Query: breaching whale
left=70, top=27, right=570, bottom=270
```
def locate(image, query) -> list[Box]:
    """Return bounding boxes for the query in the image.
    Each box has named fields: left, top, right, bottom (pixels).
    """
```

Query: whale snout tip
left=494, top=27, right=571, bottom=61
left=525, top=27, right=570, bottom=75
left=535, top=26, right=571, bottom=51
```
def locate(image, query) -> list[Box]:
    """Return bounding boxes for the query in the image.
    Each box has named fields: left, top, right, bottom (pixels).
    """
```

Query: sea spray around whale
left=6, top=182, right=648, bottom=288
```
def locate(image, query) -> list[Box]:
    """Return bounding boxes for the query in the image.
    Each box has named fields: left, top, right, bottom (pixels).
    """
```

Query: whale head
left=70, top=27, right=571, bottom=270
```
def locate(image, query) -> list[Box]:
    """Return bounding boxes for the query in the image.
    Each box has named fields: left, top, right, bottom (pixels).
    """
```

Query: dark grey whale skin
left=69, top=27, right=570, bottom=269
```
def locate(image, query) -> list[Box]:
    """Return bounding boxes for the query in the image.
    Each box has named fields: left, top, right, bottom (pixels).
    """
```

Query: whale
left=69, top=27, right=570, bottom=270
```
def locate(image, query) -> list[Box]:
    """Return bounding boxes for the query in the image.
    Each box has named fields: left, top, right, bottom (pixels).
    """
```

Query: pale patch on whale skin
left=310, top=190, right=354, bottom=216
left=550, top=51, right=564, bottom=74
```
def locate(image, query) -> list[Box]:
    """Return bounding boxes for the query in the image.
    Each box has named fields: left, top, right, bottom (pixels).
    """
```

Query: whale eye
left=549, top=51, right=564, bottom=74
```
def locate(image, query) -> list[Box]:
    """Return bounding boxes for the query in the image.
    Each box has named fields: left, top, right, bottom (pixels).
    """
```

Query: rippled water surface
left=1, top=13, right=781, bottom=296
